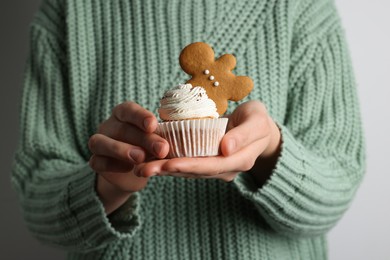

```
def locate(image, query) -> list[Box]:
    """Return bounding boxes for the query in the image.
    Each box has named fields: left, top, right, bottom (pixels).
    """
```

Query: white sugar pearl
left=213, top=81, right=219, bottom=87
left=209, top=75, right=215, bottom=80
left=204, top=70, right=210, bottom=75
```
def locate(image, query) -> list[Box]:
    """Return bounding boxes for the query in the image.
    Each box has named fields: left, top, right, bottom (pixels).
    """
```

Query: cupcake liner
left=156, top=118, right=228, bottom=158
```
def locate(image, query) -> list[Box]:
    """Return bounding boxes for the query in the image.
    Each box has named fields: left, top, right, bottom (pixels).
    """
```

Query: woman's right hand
left=88, top=102, right=169, bottom=214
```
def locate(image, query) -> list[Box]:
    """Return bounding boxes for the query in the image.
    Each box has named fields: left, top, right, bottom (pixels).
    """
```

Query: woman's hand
left=143, top=101, right=281, bottom=184
left=88, top=102, right=169, bottom=214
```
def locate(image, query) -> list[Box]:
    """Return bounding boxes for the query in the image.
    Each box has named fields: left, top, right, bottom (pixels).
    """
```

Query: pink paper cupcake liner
left=156, top=118, right=228, bottom=158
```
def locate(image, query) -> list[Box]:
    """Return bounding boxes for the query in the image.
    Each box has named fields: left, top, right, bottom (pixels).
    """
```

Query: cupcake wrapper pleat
left=156, top=118, right=228, bottom=158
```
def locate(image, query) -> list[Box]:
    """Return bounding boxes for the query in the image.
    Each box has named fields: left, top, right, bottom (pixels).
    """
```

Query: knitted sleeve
left=11, top=22, right=141, bottom=252
left=233, top=1, right=365, bottom=237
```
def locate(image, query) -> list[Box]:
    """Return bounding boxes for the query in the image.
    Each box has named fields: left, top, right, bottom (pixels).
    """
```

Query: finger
left=89, top=155, right=134, bottom=173
left=119, top=124, right=169, bottom=158
left=89, top=134, right=146, bottom=164
left=157, top=171, right=204, bottom=179
left=98, top=170, right=149, bottom=194
left=158, top=171, right=238, bottom=182
left=112, top=101, right=158, bottom=133
left=163, top=139, right=266, bottom=175
left=133, top=159, right=170, bottom=178
left=100, top=119, right=169, bottom=159
left=201, top=172, right=239, bottom=182
left=162, top=157, right=226, bottom=176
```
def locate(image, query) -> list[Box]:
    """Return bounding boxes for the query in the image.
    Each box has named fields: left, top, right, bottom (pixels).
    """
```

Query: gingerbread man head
left=179, top=42, right=254, bottom=115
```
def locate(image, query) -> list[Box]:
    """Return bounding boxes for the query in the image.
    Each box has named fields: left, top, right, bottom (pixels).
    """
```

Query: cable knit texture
left=12, top=0, right=365, bottom=259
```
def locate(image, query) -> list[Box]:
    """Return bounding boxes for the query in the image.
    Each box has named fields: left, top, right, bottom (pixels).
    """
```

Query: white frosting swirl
left=158, top=84, right=219, bottom=121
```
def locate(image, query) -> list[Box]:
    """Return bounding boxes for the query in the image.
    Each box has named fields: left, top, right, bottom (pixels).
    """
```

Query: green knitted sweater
left=12, top=0, right=365, bottom=259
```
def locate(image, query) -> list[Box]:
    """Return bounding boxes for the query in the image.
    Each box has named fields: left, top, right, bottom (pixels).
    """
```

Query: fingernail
left=144, top=118, right=153, bottom=131
left=153, top=142, right=165, bottom=156
left=227, top=139, right=236, bottom=155
left=130, top=149, right=144, bottom=163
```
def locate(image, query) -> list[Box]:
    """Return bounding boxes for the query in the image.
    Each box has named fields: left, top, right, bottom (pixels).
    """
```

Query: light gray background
left=0, top=1, right=389, bottom=259
left=328, top=1, right=390, bottom=259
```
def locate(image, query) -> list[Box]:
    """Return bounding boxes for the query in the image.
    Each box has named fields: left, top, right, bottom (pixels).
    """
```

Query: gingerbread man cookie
left=179, top=42, right=254, bottom=115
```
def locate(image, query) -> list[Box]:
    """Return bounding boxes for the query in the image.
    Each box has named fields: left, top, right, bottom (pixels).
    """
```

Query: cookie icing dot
left=204, top=70, right=210, bottom=75
left=213, top=81, right=220, bottom=87
left=209, top=75, right=215, bottom=80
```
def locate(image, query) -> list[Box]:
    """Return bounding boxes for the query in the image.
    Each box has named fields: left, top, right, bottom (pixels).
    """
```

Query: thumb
left=220, top=101, right=269, bottom=156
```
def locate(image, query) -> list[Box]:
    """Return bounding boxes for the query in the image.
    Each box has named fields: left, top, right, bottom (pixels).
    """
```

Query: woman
left=12, top=0, right=365, bottom=259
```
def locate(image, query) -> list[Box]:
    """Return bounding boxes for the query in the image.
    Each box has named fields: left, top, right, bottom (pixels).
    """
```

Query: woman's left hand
left=135, top=100, right=281, bottom=182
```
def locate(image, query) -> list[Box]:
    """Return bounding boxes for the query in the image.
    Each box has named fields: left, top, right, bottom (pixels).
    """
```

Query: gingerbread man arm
left=229, top=76, right=254, bottom=101
left=216, top=54, right=236, bottom=71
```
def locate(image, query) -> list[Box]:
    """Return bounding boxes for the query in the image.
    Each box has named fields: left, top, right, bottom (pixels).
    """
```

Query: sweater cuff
left=233, top=124, right=306, bottom=233
left=66, top=164, right=141, bottom=248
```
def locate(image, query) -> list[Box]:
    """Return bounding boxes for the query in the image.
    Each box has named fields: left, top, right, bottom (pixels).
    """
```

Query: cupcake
left=156, top=83, right=228, bottom=158
left=155, top=42, right=254, bottom=158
